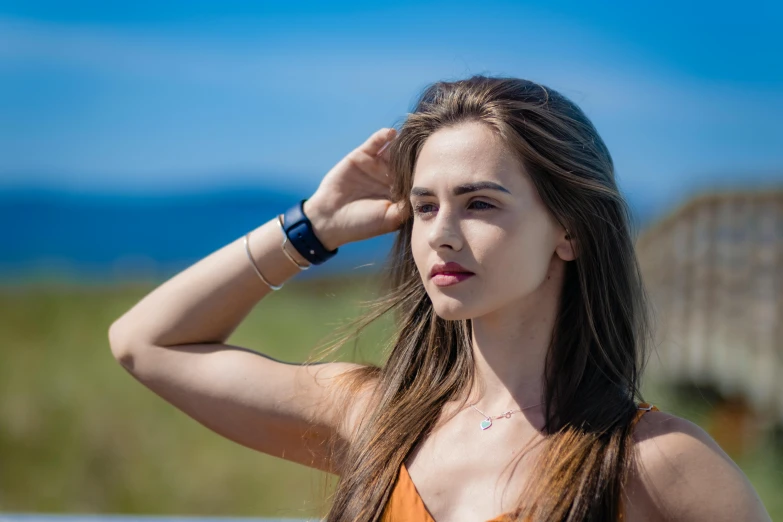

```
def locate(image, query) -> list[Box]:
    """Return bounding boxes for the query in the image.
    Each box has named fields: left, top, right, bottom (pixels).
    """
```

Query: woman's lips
left=431, top=272, right=475, bottom=287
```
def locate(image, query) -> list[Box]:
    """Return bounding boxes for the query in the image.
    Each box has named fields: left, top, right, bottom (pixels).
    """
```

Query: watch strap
left=281, top=199, right=338, bottom=265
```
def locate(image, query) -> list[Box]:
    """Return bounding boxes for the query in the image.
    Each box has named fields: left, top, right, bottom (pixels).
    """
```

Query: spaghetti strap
left=633, top=402, right=659, bottom=426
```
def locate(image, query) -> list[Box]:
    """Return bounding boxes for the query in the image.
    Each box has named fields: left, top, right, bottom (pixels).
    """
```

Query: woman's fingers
left=376, top=138, right=393, bottom=162
left=336, top=127, right=396, bottom=189
left=377, top=129, right=396, bottom=163
left=349, top=130, right=395, bottom=182
left=359, top=127, right=396, bottom=157
left=349, top=152, right=392, bottom=185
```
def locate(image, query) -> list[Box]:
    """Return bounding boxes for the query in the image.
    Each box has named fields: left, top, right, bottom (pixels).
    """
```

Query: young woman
left=109, top=76, right=771, bottom=521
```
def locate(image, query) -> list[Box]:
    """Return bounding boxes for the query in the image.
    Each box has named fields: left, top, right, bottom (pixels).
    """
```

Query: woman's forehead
left=411, top=122, right=530, bottom=196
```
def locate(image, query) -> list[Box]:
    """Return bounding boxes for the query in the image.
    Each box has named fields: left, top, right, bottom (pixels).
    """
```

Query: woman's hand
left=302, top=127, right=406, bottom=250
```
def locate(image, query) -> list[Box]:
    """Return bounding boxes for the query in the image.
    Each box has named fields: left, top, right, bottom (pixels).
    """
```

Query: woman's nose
left=427, top=206, right=464, bottom=251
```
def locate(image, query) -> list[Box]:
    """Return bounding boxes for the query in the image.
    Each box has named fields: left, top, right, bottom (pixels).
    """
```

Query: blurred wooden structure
left=637, top=190, right=783, bottom=454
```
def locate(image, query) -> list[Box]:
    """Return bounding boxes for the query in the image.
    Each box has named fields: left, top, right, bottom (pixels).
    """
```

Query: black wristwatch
left=281, top=199, right=339, bottom=265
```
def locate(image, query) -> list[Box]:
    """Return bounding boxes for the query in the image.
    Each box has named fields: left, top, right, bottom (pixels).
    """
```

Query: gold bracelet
left=243, top=232, right=283, bottom=291
left=277, top=214, right=311, bottom=270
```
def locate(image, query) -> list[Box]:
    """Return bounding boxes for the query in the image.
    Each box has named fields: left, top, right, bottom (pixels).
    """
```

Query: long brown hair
left=313, top=75, right=652, bottom=521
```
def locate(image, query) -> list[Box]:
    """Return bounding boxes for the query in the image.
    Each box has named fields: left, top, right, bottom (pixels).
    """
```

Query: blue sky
left=1, top=1, right=781, bottom=210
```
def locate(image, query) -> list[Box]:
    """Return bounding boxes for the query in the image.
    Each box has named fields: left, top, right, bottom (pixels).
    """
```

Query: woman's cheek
left=495, top=241, right=545, bottom=293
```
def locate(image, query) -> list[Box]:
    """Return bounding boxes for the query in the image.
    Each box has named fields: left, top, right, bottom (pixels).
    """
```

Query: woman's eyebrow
left=410, top=181, right=512, bottom=197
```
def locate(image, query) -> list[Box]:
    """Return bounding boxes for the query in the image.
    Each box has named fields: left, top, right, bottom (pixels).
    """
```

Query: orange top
left=380, top=403, right=660, bottom=522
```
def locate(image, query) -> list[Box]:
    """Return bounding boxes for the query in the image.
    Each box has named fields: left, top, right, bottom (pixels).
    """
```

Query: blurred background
left=1, top=0, right=782, bottom=519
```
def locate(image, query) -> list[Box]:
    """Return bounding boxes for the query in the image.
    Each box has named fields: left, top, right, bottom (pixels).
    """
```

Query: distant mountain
left=0, top=185, right=659, bottom=284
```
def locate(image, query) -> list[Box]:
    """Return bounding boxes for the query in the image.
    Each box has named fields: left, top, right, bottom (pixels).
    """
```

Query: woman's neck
left=466, top=256, right=564, bottom=414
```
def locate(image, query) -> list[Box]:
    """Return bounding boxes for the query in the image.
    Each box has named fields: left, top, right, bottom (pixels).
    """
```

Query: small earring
left=565, top=230, right=572, bottom=240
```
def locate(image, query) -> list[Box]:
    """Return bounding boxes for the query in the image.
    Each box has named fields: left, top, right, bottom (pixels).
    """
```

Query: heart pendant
left=480, top=419, right=492, bottom=430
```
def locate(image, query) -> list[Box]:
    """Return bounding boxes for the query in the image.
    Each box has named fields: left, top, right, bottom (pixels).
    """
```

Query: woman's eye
left=469, top=200, right=495, bottom=210
left=412, top=203, right=436, bottom=215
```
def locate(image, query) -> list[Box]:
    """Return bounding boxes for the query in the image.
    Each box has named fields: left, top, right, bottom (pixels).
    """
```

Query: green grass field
left=1, top=276, right=780, bottom=518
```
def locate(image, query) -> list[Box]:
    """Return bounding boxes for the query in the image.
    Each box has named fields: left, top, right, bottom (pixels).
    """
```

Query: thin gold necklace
left=470, top=402, right=542, bottom=430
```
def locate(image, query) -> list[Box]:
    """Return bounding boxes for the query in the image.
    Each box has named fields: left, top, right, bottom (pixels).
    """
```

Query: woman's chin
left=431, top=301, right=474, bottom=321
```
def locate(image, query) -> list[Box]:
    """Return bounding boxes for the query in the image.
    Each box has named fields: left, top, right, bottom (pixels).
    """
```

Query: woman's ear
left=555, top=229, right=577, bottom=261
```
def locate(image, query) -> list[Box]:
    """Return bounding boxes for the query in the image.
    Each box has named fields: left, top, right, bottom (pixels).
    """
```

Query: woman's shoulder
left=628, top=409, right=771, bottom=521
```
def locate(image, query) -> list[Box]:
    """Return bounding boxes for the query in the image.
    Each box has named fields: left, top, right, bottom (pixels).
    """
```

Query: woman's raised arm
left=108, top=127, right=403, bottom=474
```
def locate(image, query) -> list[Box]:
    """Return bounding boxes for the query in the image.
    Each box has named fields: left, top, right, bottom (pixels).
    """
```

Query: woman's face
left=410, top=121, right=572, bottom=321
